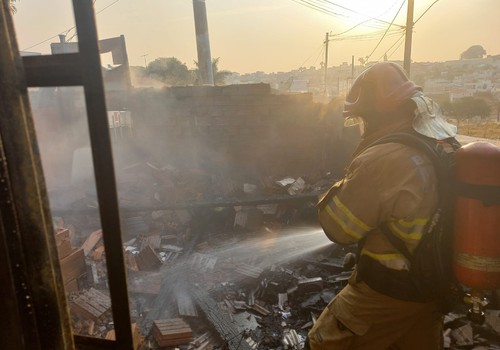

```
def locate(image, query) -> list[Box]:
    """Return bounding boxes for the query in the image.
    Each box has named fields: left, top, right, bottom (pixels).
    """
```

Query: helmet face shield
left=411, top=93, right=457, bottom=140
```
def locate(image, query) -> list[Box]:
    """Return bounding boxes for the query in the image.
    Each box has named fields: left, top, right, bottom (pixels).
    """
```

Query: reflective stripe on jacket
left=318, top=142, right=438, bottom=272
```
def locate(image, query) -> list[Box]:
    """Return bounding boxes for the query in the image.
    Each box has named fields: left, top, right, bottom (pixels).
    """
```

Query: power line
left=387, top=34, right=406, bottom=59
left=298, top=43, right=325, bottom=69
left=314, top=0, right=405, bottom=27
left=376, top=32, right=405, bottom=61
left=332, top=28, right=404, bottom=42
left=364, top=0, right=406, bottom=63
left=291, top=0, right=344, bottom=18
left=331, top=0, right=405, bottom=37
left=95, top=0, right=121, bottom=15
left=23, top=29, right=73, bottom=51
left=371, top=0, right=441, bottom=63
left=22, top=0, right=122, bottom=51
left=414, top=0, right=440, bottom=24
left=293, top=0, right=405, bottom=28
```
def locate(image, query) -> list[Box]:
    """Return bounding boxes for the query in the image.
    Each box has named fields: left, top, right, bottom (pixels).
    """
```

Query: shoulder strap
left=379, top=223, right=413, bottom=261
left=369, top=131, right=457, bottom=211
left=361, top=131, right=457, bottom=258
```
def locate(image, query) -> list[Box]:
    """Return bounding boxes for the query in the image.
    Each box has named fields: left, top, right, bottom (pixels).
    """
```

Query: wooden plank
left=64, top=273, right=86, bottom=294
left=153, top=318, right=186, bottom=327
left=92, top=245, right=105, bottom=260
left=154, top=326, right=192, bottom=335
left=152, top=319, right=193, bottom=346
left=60, top=248, right=86, bottom=282
left=70, top=288, right=111, bottom=321
left=65, top=278, right=79, bottom=294
left=81, top=229, right=102, bottom=256
left=105, top=324, right=140, bottom=349
left=135, top=245, right=162, bottom=271
left=55, top=228, right=73, bottom=259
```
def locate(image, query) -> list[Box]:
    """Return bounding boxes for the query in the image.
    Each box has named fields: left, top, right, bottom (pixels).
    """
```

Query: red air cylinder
left=453, top=141, right=500, bottom=290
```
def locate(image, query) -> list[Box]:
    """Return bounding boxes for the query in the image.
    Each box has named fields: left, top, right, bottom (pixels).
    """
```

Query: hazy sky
left=12, top=0, right=500, bottom=74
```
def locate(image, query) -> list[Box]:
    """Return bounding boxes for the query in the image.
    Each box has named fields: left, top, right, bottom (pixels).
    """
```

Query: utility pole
left=351, top=55, right=354, bottom=79
left=323, top=32, right=329, bottom=96
left=403, top=0, right=414, bottom=77
left=193, top=0, right=214, bottom=85
left=348, top=55, right=354, bottom=92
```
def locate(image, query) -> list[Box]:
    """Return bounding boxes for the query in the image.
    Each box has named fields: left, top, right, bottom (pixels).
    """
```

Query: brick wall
left=30, top=84, right=358, bottom=189
left=106, top=84, right=358, bottom=181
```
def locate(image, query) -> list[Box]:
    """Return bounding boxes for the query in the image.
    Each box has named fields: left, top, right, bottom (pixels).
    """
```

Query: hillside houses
left=230, top=55, right=500, bottom=107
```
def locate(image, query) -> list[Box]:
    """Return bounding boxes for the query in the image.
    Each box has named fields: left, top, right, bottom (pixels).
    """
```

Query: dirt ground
left=453, top=120, right=500, bottom=140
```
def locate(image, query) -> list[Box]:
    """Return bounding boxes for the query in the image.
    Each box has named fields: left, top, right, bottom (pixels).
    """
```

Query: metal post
left=403, top=0, right=414, bottom=76
left=72, top=0, right=134, bottom=348
left=193, top=0, right=214, bottom=85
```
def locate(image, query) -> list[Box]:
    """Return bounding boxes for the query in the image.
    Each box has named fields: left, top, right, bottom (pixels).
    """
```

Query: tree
left=193, top=57, right=232, bottom=85
left=460, top=45, right=486, bottom=60
left=145, top=57, right=193, bottom=86
left=472, top=97, right=492, bottom=120
left=451, top=97, right=491, bottom=128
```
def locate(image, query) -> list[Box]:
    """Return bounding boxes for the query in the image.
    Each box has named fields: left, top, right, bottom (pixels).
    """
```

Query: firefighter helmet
left=343, top=62, right=422, bottom=118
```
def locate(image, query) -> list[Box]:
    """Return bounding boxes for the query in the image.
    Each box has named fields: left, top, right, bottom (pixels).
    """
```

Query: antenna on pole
left=141, top=53, right=149, bottom=68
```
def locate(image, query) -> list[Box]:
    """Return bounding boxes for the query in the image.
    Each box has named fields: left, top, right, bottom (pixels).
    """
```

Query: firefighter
left=306, top=62, right=458, bottom=350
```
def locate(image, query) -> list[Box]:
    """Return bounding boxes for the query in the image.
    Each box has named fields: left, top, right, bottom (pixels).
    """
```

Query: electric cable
left=387, top=33, right=406, bottom=59
left=374, top=0, right=440, bottom=63
left=291, top=0, right=341, bottom=17
left=364, top=0, right=406, bottom=63
left=297, top=43, right=325, bottom=69
left=331, top=0, right=405, bottom=37
left=293, top=0, right=405, bottom=29
left=414, top=0, right=441, bottom=24
left=376, top=32, right=405, bottom=61
left=314, top=0, right=405, bottom=27
left=379, top=0, right=441, bottom=62
left=332, top=29, right=403, bottom=42
left=22, top=0, right=122, bottom=51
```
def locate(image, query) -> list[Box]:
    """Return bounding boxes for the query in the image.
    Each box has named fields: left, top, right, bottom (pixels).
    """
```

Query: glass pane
left=12, top=1, right=79, bottom=56
left=29, top=87, right=115, bottom=340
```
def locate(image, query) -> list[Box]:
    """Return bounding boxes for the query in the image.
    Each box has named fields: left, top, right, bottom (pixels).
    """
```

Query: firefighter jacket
left=318, top=141, right=439, bottom=301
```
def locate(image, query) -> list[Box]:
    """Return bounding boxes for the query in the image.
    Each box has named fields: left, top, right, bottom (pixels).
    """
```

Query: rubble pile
left=55, top=210, right=500, bottom=349
left=49, top=166, right=500, bottom=349
left=49, top=161, right=334, bottom=213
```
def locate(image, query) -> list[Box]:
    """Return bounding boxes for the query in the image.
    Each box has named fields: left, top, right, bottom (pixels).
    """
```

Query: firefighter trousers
left=306, top=280, right=443, bottom=350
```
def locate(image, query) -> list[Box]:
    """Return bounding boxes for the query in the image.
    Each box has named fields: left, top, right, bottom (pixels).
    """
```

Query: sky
left=12, top=0, right=500, bottom=74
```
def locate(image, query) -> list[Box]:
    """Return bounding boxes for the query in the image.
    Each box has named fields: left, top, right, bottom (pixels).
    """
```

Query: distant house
left=450, top=89, right=474, bottom=101
left=288, top=79, right=309, bottom=93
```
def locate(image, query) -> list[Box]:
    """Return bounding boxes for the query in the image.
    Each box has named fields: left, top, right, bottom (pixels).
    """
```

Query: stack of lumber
left=152, top=318, right=193, bottom=347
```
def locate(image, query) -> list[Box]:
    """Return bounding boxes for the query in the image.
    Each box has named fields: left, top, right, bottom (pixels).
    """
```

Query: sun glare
left=331, top=0, right=407, bottom=31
